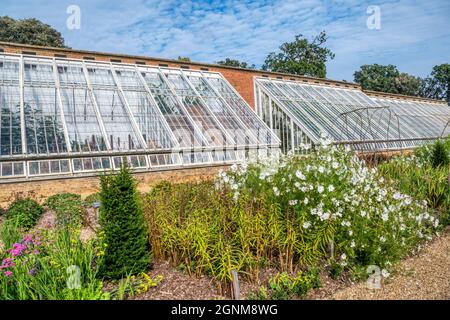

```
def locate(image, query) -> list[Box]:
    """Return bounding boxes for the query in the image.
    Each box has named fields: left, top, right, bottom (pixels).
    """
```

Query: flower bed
left=145, top=139, right=440, bottom=296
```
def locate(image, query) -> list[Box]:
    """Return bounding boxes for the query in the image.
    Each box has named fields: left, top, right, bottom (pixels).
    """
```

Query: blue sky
left=1, top=0, right=449, bottom=81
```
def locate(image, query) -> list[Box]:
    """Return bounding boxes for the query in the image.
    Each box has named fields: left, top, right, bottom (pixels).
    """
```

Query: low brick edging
left=0, top=165, right=228, bottom=209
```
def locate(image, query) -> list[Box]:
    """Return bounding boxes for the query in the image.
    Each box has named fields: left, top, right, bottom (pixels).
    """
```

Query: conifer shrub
left=98, top=165, right=151, bottom=279
left=430, top=139, right=449, bottom=168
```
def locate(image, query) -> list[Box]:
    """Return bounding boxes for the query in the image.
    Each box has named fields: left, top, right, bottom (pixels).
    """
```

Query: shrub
left=6, top=198, right=43, bottom=229
left=44, top=193, right=84, bottom=227
left=431, top=139, right=450, bottom=168
left=249, top=270, right=321, bottom=300
left=98, top=165, right=151, bottom=279
left=83, top=193, right=101, bottom=207
left=378, top=151, right=450, bottom=225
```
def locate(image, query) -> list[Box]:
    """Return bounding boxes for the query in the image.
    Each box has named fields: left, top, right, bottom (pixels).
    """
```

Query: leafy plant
left=6, top=198, right=43, bottom=229
left=0, top=216, right=24, bottom=250
left=44, top=193, right=84, bottom=227
left=83, top=193, right=101, bottom=207
left=0, top=228, right=109, bottom=300
left=98, top=165, right=151, bottom=279
left=249, top=270, right=321, bottom=300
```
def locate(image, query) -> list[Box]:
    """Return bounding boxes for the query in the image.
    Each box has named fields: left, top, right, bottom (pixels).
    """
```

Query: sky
left=1, top=0, right=449, bottom=82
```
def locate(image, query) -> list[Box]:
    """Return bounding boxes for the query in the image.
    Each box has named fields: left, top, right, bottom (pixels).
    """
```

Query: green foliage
left=0, top=16, right=67, bottom=47
left=328, top=260, right=345, bottom=280
left=354, top=64, right=422, bottom=96
left=430, top=139, right=450, bottom=168
left=83, top=193, right=101, bottom=207
left=6, top=198, right=43, bottom=229
left=0, top=216, right=24, bottom=249
left=145, top=141, right=438, bottom=290
left=98, top=165, right=151, bottom=279
left=268, top=270, right=320, bottom=300
left=249, top=270, right=321, bottom=300
left=177, top=56, right=191, bottom=62
left=44, top=193, right=84, bottom=227
left=421, top=64, right=450, bottom=104
left=262, top=31, right=335, bottom=78
left=109, top=273, right=163, bottom=300
left=378, top=141, right=450, bottom=225
left=216, top=58, right=256, bottom=69
left=0, top=228, right=109, bottom=300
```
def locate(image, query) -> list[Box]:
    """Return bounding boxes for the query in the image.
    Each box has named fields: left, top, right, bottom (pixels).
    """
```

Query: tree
left=98, top=165, right=151, bottom=279
left=216, top=58, right=255, bottom=69
left=0, top=16, right=66, bottom=48
left=421, top=64, right=450, bottom=104
left=354, top=64, right=422, bottom=96
left=262, top=31, right=335, bottom=78
left=177, top=56, right=191, bottom=62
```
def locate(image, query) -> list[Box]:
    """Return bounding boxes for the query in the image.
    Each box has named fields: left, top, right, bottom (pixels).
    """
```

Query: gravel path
left=331, top=227, right=450, bottom=300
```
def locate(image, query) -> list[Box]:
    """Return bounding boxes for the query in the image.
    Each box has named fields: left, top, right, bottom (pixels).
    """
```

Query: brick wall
left=0, top=165, right=228, bottom=208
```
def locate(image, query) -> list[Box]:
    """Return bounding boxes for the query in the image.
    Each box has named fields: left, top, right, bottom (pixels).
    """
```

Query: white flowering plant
left=217, top=138, right=439, bottom=271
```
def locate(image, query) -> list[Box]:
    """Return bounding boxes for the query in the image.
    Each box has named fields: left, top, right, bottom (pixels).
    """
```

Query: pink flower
left=4, top=271, right=12, bottom=277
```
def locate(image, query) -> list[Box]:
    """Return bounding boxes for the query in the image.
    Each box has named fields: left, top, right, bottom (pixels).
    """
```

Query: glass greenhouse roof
left=0, top=53, right=279, bottom=180
left=255, top=77, right=450, bottom=152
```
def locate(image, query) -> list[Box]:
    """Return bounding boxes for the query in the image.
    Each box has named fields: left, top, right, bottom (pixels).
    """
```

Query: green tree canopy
left=216, top=58, right=255, bottom=69
left=354, top=64, right=422, bottom=96
left=0, top=16, right=67, bottom=48
left=177, top=56, right=191, bottom=62
left=262, top=31, right=335, bottom=78
left=421, top=64, right=450, bottom=104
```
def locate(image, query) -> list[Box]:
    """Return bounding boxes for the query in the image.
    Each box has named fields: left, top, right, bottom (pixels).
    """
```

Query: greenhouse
left=254, top=77, right=450, bottom=153
left=0, top=53, right=279, bottom=180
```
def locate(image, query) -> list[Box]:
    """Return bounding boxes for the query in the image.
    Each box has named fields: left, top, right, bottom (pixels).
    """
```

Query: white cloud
left=1, top=0, right=448, bottom=81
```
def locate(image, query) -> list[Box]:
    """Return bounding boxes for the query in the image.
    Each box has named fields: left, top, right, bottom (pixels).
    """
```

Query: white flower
left=332, top=161, right=339, bottom=169
left=295, top=170, right=306, bottom=180
left=379, top=236, right=386, bottom=243
left=303, top=221, right=311, bottom=229
left=393, top=192, right=402, bottom=200
left=320, top=212, right=330, bottom=221
left=317, top=185, right=324, bottom=194
left=304, top=198, right=309, bottom=205
left=350, top=240, right=355, bottom=248
left=360, top=210, right=367, bottom=218
left=340, top=253, right=347, bottom=260
left=273, top=187, right=280, bottom=196
left=328, top=185, right=335, bottom=192
left=288, top=199, right=298, bottom=206
left=381, top=269, right=390, bottom=278
left=318, top=166, right=325, bottom=173
left=381, top=212, right=389, bottom=222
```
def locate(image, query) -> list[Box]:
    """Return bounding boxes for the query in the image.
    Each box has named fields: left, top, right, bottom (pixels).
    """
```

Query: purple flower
left=29, top=268, right=36, bottom=276
left=1, top=258, right=15, bottom=269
